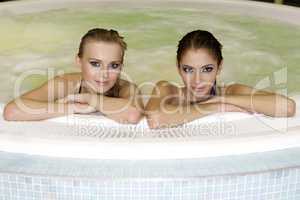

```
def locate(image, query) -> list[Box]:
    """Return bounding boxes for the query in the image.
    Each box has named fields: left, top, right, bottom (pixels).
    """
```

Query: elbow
left=287, top=99, right=296, bottom=117
left=275, top=98, right=297, bottom=117
left=146, top=111, right=163, bottom=129
left=126, top=107, right=143, bottom=124
left=146, top=116, right=159, bottom=129
left=3, top=102, right=18, bottom=121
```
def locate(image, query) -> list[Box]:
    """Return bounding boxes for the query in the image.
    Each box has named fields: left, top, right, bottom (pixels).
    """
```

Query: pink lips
left=192, top=85, right=206, bottom=92
left=95, top=80, right=108, bottom=86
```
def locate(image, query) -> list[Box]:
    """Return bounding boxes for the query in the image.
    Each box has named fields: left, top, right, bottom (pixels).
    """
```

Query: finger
left=86, top=106, right=97, bottom=113
left=57, top=97, right=68, bottom=104
left=68, top=94, right=77, bottom=102
left=74, top=94, right=88, bottom=103
left=56, top=98, right=64, bottom=103
left=67, top=94, right=83, bottom=103
left=75, top=103, right=96, bottom=113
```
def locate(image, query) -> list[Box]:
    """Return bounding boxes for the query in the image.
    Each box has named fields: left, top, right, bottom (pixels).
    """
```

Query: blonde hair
left=78, top=28, right=127, bottom=59
left=78, top=28, right=127, bottom=97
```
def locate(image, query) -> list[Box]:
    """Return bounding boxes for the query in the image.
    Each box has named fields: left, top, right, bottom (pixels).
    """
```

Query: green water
left=0, top=5, right=299, bottom=102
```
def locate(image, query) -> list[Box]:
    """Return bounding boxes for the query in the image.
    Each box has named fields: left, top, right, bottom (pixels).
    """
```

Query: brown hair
left=78, top=28, right=127, bottom=59
left=177, top=30, right=223, bottom=66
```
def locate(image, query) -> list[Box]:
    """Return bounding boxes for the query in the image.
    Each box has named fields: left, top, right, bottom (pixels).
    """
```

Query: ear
left=217, top=59, right=223, bottom=75
left=120, top=60, right=124, bottom=70
left=176, top=60, right=181, bottom=74
left=75, top=55, right=82, bottom=69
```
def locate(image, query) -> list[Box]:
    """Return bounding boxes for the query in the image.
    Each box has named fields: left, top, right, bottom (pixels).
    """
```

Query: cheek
left=201, top=73, right=217, bottom=86
left=180, top=73, right=193, bottom=86
left=201, top=76, right=213, bottom=83
left=108, top=71, right=120, bottom=82
left=201, top=69, right=217, bottom=80
left=81, top=64, right=94, bottom=79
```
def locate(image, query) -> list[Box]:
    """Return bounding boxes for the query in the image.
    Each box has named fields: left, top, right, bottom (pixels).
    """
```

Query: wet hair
left=78, top=28, right=127, bottom=97
left=176, top=30, right=223, bottom=66
left=78, top=28, right=127, bottom=59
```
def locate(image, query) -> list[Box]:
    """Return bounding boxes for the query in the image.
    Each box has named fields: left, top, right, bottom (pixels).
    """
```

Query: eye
left=90, top=61, right=101, bottom=68
left=201, top=66, right=213, bottom=73
left=109, top=63, right=121, bottom=69
left=182, top=66, right=194, bottom=73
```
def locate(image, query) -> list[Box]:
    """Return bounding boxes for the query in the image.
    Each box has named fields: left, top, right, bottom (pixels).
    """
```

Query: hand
left=57, top=93, right=91, bottom=104
left=69, top=103, right=97, bottom=114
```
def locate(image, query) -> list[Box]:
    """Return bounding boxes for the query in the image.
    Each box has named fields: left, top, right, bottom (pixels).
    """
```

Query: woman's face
left=77, top=41, right=123, bottom=94
left=178, top=48, right=221, bottom=100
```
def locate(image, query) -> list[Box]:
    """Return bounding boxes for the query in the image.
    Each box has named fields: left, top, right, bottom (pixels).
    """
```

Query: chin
left=191, top=89, right=210, bottom=99
left=96, top=85, right=114, bottom=94
left=95, top=88, right=108, bottom=94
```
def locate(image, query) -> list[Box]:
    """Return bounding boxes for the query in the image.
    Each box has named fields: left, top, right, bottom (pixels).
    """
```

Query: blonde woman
left=4, top=28, right=143, bottom=123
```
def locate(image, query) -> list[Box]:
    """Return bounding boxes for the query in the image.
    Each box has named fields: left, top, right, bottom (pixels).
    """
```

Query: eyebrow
left=89, top=58, right=102, bottom=62
left=181, top=64, right=194, bottom=68
left=200, top=64, right=215, bottom=69
left=181, top=64, right=215, bottom=68
left=89, top=58, right=122, bottom=63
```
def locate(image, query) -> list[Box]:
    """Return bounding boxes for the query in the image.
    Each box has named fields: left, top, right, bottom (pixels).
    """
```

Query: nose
left=191, top=72, right=202, bottom=85
left=99, top=68, right=109, bottom=80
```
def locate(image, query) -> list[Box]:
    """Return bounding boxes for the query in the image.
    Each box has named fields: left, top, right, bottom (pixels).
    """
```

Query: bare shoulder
left=119, top=79, right=134, bottom=88
left=153, top=80, right=178, bottom=97
left=119, top=79, right=140, bottom=97
left=145, top=81, right=179, bottom=110
left=224, top=83, right=271, bottom=95
left=56, top=72, right=81, bottom=82
left=17, top=73, right=81, bottom=101
left=56, top=72, right=81, bottom=89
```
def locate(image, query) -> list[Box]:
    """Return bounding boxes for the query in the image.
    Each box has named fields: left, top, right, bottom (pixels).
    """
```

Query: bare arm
left=89, top=83, right=144, bottom=124
left=63, top=81, right=144, bottom=124
left=3, top=75, right=92, bottom=121
left=145, top=81, right=245, bottom=129
left=204, top=84, right=296, bottom=117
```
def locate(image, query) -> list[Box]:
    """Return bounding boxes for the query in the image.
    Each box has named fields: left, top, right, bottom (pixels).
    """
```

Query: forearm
left=225, top=94, right=295, bottom=117
left=147, top=103, right=220, bottom=129
left=89, top=94, right=142, bottom=124
left=3, top=98, right=72, bottom=121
